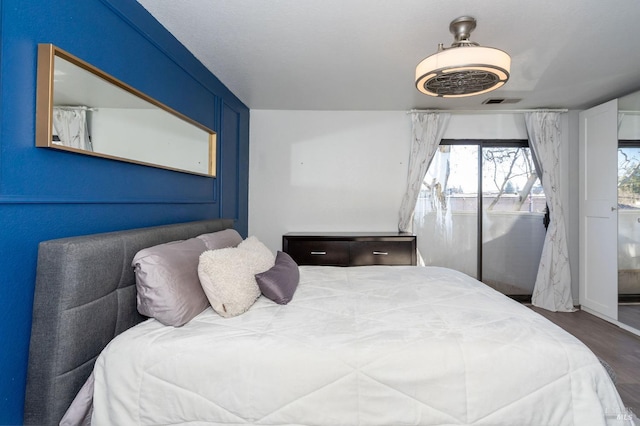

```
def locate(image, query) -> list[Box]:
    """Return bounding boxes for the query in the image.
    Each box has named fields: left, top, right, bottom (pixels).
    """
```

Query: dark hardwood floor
left=530, top=306, right=640, bottom=415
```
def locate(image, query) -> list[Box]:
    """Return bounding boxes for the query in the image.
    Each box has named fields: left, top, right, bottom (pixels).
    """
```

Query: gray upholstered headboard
left=24, top=218, right=234, bottom=426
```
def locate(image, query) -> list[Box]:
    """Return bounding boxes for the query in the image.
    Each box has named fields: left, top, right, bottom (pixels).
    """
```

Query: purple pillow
left=255, top=251, right=300, bottom=305
left=133, top=238, right=209, bottom=326
left=197, top=229, right=243, bottom=250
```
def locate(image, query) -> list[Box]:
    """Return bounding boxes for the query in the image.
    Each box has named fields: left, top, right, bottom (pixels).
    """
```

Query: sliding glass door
left=481, top=144, right=547, bottom=296
left=416, top=144, right=479, bottom=278
left=414, top=140, right=547, bottom=297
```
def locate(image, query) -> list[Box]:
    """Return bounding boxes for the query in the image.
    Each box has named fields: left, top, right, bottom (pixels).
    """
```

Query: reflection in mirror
left=617, top=89, right=640, bottom=332
left=36, top=44, right=216, bottom=177
left=619, top=90, right=640, bottom=141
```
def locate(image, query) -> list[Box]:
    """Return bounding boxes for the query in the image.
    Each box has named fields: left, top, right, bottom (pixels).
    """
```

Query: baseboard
left=508, top=294, right=532, bottom=303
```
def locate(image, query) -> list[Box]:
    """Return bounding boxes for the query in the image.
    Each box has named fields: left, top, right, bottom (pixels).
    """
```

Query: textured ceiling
left=136, top=0, right=640, bottom=111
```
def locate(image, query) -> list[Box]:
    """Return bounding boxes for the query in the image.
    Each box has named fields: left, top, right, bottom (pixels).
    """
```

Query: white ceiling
left=136, top=0, right=640, bottom=111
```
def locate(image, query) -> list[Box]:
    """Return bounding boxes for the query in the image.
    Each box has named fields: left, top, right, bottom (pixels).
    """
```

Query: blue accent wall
left=0, top=0, right=249, bottom=422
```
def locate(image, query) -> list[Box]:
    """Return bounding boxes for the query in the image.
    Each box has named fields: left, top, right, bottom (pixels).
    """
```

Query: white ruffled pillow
left=198, top=236, right=275, bottom=317
left=237, top=235, right=275, bottom=272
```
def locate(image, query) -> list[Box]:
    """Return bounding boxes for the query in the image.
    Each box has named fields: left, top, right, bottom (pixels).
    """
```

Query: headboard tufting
left=24, top=218, right=234, bottom=426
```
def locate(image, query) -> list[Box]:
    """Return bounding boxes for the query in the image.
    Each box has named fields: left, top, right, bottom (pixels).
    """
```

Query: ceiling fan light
left=442, top=81, right=506, bottom=98
left=415, top=17, right=511, bottom=97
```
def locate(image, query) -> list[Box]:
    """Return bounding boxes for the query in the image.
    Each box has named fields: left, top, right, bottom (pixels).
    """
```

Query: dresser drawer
left=283, top=233, right=416, bottom=267
left=349, top=241, right=415, bottom=266
left=285, top=240, right=350, bottom=266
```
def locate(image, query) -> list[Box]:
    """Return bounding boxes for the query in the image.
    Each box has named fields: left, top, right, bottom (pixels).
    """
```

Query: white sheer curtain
left=398, top=112, right=450, bottom=232
left=52, top=107, right=93, bottom=151
left=525, top=112, right=574, bottom=312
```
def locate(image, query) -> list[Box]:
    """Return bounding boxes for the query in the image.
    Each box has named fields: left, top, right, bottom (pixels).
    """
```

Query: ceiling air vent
left=482, top=98, right=522, bottom=104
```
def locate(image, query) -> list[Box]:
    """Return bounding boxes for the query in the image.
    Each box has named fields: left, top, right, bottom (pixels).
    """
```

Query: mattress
left=91, top=266, right=631, bottom=425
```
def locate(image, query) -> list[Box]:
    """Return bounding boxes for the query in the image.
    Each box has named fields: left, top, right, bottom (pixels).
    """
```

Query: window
left=415, top=140, right=547, bottom=297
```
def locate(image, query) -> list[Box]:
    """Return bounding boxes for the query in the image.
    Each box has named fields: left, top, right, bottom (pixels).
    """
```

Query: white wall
left=249, top=109, right=579, bottom=301
left=249, top=111, right=410, bottom=252
left=443, top=114, right=527, bottom=139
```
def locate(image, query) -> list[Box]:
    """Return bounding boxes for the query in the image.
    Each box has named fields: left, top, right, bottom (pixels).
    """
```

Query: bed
left=24, top=219, right=633, bottom=425
left=24, top=219, right=234, bottom=425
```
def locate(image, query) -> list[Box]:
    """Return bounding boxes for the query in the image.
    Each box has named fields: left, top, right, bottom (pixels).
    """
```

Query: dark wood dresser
left=282, top=232, right=417, bottom=266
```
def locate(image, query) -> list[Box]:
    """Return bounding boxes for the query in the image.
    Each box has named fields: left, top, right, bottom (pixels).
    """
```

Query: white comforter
left=92, top=266, right=631, bottom=425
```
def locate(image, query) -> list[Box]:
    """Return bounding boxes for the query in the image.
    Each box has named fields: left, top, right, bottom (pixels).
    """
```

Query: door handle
left=310, top=251, right=327, bottom=255
left=611, top=207, right=617, bottom=212
left=372, top=251, right=389, bottom=255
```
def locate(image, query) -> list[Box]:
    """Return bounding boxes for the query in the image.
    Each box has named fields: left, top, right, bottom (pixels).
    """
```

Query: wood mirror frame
left=35, top=44, right=216, bottom=177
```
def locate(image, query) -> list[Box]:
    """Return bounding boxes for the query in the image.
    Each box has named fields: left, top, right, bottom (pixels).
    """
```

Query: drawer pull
left=310, top=251, right=327, bottom=255
left=373, top=251, right=389, bottom=255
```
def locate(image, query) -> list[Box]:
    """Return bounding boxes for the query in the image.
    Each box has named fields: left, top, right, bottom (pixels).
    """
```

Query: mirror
left=36, top=44, right=216, bottom=177
left=617, top=89, right=640, bottom=332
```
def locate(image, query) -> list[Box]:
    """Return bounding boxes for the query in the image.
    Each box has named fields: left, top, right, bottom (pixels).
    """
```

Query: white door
left=579, top=99, right=618, bottom=320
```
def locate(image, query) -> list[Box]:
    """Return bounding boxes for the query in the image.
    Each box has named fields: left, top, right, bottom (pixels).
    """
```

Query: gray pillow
left=197, top=228, right=243, bottom=250
left=133, top=237, right=209, bottom=326
left=255, top=251, right=300, bottom=305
